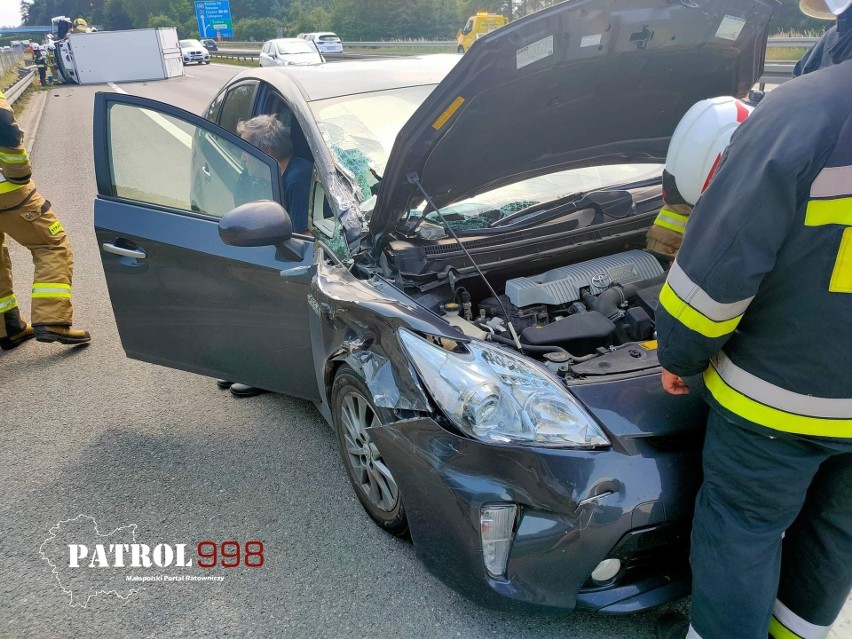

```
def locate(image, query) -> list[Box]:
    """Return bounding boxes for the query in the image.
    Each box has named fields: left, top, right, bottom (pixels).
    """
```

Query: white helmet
left=664, top=97, right=753, bottom=206
left=799, top=0, right=852, bottom=19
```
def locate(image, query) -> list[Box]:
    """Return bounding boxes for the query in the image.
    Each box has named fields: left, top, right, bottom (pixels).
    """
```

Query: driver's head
left=799, top=0, right=852, bottom=19
left=236, top=115, right=293, bottom=163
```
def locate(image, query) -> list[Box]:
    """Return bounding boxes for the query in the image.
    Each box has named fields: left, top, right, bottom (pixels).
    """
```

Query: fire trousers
left=0, top=189, right=74, bottom=339
left=687, top=408, right=852, bottom=639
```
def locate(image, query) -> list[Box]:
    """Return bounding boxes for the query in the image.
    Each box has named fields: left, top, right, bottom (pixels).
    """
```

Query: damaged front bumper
left=369, top=417, right=701, bottom=613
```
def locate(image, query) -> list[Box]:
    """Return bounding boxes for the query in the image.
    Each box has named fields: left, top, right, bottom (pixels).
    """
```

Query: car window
left=318, top=35, right=339, bottom=41
left=310, top=85, right=434, bottom=196
left=219, top=82, right=258, bottom=135
left=277, top=40, right=314, bottom=54
left=462, top=20, right=473, bottom=36
left=206, top=88, right=226, bottom=123
left=311, top=177, right=350, bottom=261
left=418, top=164, right=664, bottom=230
left=105, top=101, right=277, bottom=218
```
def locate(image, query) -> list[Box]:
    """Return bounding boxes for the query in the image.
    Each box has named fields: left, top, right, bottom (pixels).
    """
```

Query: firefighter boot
left=35, top=325, right=91, bottom=345
left=0, top=307, right=35, bottom=350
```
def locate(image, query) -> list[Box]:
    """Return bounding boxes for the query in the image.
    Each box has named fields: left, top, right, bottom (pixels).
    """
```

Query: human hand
left=661, top=368, right=690, bottom=395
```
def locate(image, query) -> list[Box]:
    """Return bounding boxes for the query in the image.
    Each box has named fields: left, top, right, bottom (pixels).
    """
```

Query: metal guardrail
left=5, top=69, right=35, bottom=105
left=221, top=36, right=818, bottom=50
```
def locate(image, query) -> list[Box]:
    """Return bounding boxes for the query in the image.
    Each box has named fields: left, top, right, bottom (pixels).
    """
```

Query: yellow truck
left=456, top=12, right=507, bottom=53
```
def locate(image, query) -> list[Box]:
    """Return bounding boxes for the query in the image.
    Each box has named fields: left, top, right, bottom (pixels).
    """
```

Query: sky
left=0, top=2, right=22, bottom=28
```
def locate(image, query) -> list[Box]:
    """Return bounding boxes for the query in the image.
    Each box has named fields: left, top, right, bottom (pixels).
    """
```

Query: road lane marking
left=107, top=82, right=193, bottom=149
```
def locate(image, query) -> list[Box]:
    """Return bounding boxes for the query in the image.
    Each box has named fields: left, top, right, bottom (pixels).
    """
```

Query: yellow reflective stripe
left=0, top=294, right=18, bottom=312
left=659, top=282, right=742, bottom=338
left=704, top=365, right=852, bottom=438
left=769, top=617, right=803, bottom=639
left=0, top=180, right=25, bottom=194
left=658, top=207, right=689, bottom=225
left=653, top=218, right=686, bottom=234
left=0, top=150, right=29, bottom=164
left=829, top=228, right=852, bottom=293
left=32, top=282, right=71, bottom=299
left=805, top=197, right=852, bottom=226
left=32, top=292, right=71, bottom=299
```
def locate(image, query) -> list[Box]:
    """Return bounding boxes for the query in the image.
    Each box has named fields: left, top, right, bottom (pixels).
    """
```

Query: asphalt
left=0, top=65, right=847, bottom=639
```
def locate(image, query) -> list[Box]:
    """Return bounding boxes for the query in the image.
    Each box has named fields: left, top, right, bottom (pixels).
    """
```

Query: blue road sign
left=195, top=1, right=233, bottom=39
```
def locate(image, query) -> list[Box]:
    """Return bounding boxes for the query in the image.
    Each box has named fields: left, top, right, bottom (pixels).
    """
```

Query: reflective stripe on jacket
left=0, top=90, right=32, bottom=205
left=656, top=59, right=852, bottom=439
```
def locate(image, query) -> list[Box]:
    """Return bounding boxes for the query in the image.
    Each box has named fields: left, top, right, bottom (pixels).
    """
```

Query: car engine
left=437, top=250, right=668, bottom=378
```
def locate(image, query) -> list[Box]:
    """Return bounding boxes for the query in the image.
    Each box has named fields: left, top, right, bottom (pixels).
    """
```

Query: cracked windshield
left=311, top=87, right=661, bottom=230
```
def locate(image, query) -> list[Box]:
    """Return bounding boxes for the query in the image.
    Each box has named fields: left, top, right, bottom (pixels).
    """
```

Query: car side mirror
left=219, top=200, right=292, bottom=247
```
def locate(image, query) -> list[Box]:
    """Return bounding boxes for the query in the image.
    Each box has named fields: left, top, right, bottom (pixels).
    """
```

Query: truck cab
left=456, top=11, right=507, bottom=53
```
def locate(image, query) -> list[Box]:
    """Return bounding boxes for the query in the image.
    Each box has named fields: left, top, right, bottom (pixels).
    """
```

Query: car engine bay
left=373, top=184, right=670, bottom=380
left=421, top=248, right=668, bottom=380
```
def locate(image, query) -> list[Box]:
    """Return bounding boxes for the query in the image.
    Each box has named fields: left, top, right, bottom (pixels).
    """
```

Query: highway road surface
left=0, top=63, right=848, bottom=639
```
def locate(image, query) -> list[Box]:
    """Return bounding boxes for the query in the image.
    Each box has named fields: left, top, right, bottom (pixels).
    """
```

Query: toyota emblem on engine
left=592, top=272, right=612, bottom=288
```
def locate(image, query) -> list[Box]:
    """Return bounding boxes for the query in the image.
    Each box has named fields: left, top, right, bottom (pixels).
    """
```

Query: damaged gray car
left=94, top=0, right=778, bottom=613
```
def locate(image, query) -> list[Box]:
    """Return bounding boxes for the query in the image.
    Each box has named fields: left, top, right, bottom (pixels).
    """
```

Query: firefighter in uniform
left=0, top=91, right=90, bottom=348
left=654, top=3, right=852, bottom=638
left=646, top=97, right=753, bottom=259
left=795, top=0, right=851, bottom=77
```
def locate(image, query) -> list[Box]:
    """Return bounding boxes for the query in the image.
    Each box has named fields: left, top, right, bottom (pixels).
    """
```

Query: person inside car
left=219, top=115, right=314, bottom=397
left=236, top=114, right=313, bottom=233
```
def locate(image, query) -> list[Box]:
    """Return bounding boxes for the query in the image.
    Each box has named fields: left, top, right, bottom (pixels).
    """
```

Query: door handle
left=102, top=243, right=146, bottom=259
left=201, top=164, right=212, bottom=179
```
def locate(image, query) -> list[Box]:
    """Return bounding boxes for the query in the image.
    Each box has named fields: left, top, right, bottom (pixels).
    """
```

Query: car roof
left=238, top=55, right=459, bottom=102
left=313, top=32, right=339, bottom=37
left=267, top=38, right=308, bottom=44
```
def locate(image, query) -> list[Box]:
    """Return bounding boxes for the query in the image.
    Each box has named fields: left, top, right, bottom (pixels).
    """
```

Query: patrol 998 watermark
left=39, top=515, right=265, bottom=607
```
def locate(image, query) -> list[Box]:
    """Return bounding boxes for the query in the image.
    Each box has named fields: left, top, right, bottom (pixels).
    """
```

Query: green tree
left=102, top=0, right=133, bottom=30
left=147, top=13, right=177, bottom=29
left=233, top=16, right=280, bottom=41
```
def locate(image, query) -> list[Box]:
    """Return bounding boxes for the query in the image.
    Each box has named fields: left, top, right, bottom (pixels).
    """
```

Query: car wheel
left=204, top=60, right=210, bottom=64
left=332, top=365, right=408, bottom=537
left=457, top=45, right=465, bottom=54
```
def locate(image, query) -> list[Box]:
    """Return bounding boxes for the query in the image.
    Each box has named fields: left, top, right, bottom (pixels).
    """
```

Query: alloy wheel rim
left=340, top=390, right=399, bottom=512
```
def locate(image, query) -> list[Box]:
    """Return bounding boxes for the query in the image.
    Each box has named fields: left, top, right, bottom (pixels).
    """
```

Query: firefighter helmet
left=799, top=0, right=852, bottom=19
left=664, top=97, right=753, bottom=206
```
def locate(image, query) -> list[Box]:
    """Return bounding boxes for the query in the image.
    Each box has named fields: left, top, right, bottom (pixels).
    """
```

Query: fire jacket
left=656, top=58, right=852, bottom=439
left=0, top=90, right=34, bottom=209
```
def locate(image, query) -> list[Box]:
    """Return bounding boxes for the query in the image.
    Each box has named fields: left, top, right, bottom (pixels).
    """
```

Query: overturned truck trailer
left=55, top=28, right=184, bottom=85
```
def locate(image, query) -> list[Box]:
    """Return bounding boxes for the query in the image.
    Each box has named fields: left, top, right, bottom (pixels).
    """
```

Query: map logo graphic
left=39, top=515, right=141, bottom=608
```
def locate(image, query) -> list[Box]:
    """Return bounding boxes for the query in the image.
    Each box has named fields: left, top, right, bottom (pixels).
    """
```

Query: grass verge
left=209, top=57, right=260, bottom=68
left=766, top=47, right=807, bottom=61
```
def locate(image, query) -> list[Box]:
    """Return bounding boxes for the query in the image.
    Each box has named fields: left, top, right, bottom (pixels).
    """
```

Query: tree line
left=19, top=0, right=827, bottom=41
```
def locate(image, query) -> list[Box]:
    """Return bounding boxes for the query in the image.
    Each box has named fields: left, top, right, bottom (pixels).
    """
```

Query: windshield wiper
left=487, top=177, right=661, bottom=229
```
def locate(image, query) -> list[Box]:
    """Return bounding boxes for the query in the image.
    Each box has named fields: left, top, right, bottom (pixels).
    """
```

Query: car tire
left=331, top=365, right=409, bottom=538
left=457, top=45, right=465, bottom=54
left=204, top=60, right=210, bottom=64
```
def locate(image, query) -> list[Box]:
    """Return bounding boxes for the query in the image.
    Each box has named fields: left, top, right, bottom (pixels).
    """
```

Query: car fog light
left=591, top=558, right=621, bottom=583
left=480, top=504, right=517, bottom=578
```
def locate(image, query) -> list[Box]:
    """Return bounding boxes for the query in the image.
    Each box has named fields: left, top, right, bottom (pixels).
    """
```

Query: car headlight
left=398, top=329, right=609, bottom=448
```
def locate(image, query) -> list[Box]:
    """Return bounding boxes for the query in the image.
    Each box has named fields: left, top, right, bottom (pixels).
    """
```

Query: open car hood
left=370, top=0, right=777, bottom=237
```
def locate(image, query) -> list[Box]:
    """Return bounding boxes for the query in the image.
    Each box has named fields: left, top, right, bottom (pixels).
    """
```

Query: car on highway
left=259, top=38, right=323, bottom=67
left=93, top=0, right=776, bottom=614
left=299, top=32, right=343, bottom=55
left=201, top=38, right=218, bottom=52
left=179, top=38, right=210, bottom=65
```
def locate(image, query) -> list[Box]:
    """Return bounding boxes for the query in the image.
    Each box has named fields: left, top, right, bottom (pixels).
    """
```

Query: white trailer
left=56, top=28, right=183, bottom=85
